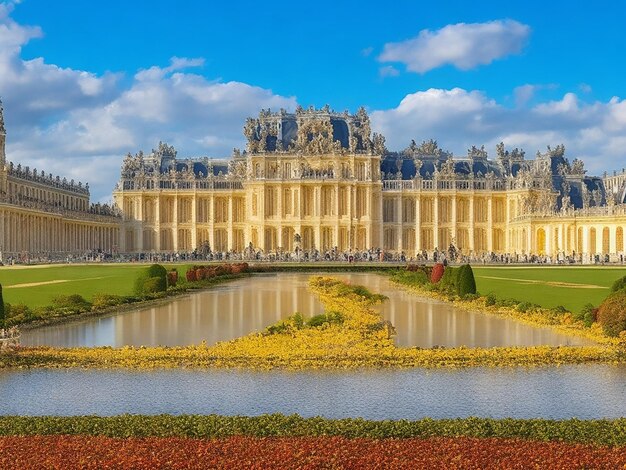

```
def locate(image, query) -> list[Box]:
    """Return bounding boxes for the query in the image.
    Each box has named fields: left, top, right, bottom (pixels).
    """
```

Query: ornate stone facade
left=0, top=101, right=121, bottom=260
left=113, top=106, right=626, bottom=261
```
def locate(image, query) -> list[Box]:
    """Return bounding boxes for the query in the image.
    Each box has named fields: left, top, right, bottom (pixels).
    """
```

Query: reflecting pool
left=0, top=365, right=622, bottom=419
left=21, top=273, right=592, bottom=348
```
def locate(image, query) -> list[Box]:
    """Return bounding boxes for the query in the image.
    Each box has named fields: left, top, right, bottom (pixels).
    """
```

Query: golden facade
left=114, top=107, right=626, bottom=262
left=0, top=102, right=120, bottom=260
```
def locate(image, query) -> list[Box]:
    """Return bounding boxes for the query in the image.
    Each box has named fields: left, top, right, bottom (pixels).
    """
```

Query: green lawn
left=473, top=266, right=626, bottom=313
left=0, top=263, right=625, bottom=313
left=0, top=264, right=193, bottom=308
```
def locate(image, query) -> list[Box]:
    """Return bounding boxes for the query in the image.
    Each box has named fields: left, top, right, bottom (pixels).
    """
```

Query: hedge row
left=0, top=415, right=624, bottom=446
left=4, top=264, right=247, bottom=327
left=597, top=275, right=626, bottom=337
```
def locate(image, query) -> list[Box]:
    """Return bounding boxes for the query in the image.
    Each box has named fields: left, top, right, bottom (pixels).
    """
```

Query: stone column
left=208, top=194, right=215, bottom=251
left=415, top=196, right=421, bottom=252
left=610, top=225, right=617, bottom=255
left=469, top=197, right=475, bottom=253
left=487, top=197, right=493, bottom=252
left=154, top=197, right=161, bottom=252
left=451, top=196, right=457, bottom=249
left=335, top=184, right=340, bottom=250
left=433, top=195, right=439, bottom=250
left=191, top=196, right=197, bottom=251
left=397, top=195, right=403, bottom=252
left=228, top=196, right=234, bottom=251
left=172, top=196, right=178, bottom=252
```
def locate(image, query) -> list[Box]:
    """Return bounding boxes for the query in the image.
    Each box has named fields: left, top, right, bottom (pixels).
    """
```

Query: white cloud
left=379, top=65, right=400, bottom=78
left=378, top=20, right=530, bottom=73
left=513, top=84, right=536, bottom=107
left=371, top=87, right=626, bottom=175
left=3, top=4, right=626, bottom=204
left=513, top=83, right=559, bottom=107
left=0, top=5, right=296, bottom=202
left=534, top=93, right=580, bottom=115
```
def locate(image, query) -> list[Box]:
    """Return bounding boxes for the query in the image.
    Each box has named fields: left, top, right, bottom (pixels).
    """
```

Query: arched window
left=602, top=227, right=610, bottom=254
left=589, top=228, right=597, bottom=254
left=577, top=227, right=583, bottom=254
left=536, top=228, right=546, bottom=255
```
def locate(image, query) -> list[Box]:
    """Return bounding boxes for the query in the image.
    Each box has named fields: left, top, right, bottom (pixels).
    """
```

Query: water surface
left=0, top=365, right=623, bottom=419
left=21, top=273, right=591, bottom=348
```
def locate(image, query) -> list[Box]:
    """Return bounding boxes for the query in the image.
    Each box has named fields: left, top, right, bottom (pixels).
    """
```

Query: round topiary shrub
left=610, top=275, right=626, bottom=294
left=431, top=263, right=445, bottom=283
left=135, top=264, right=168, bottom=295
left=457, top=264, right=477, bottom=297
left=438, top=266, right=457, bottom=294
left=597, top=290, right=626, bottom=337
left=146, top=264, right=167, bottom=281
left=186, top=269, right=197, bottom=282
left=143, top=276, right=166, bottom=294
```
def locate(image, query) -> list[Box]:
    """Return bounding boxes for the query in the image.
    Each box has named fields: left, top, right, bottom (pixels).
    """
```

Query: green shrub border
left=0, top=414, right=625, bottom=446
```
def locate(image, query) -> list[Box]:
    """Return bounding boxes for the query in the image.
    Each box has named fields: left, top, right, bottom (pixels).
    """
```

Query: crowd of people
left=1, top=244, right=625, bottom=266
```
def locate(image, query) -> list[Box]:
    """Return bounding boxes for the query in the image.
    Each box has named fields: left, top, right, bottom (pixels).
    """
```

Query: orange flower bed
left=1, top=435, right=625, bottom=469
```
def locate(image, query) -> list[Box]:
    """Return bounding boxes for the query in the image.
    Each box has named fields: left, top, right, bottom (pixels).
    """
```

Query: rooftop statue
left=242, top=106, right=374, bottom=155
left=467, top=145, right=488, bottom=160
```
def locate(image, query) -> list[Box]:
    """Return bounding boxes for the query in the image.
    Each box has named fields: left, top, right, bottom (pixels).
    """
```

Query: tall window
left=232, top=198, right=245, bottom=222
left=283, top=189, right=292, bottom=216
left=214, top=198, right=228, bottom=223
left=402, top=198, right=415, bottom=223
left=383, top=198, right=396, bottom=223
left=321, top=187, right=334, bottom=216
left=265, top=187, right=277, bottom=217
left=339, top=187, right=348, bottom=216
left=420, top=198, right=433, bottom=223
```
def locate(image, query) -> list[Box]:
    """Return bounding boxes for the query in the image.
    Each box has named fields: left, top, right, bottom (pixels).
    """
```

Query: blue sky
left=2, top=0, right=626, bottom=201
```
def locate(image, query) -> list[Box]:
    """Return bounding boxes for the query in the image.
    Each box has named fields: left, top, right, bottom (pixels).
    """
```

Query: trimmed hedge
left=135, top=264, right=168, bottom=295
left=437, top=266, right=458, bottom=295
left=457, top=264, right=477, bottom=297
left=143, top=276, right=166, bottom=294
left=610, top=275, right=626, bottom=294
left=0, top=415, right=624, bottom=446
left=597, top=290, right=626, bottom=337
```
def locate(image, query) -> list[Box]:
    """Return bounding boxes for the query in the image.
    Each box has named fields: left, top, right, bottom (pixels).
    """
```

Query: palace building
left=0, top=101, right=120, bottom=260
left=114, top=106, right=626, bottom=262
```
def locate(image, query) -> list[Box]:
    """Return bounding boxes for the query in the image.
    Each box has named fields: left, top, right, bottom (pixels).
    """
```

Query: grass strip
left=0, top=414, right=625, bottom=446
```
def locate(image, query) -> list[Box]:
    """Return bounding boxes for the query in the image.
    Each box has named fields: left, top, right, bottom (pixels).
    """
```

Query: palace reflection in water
left=21, top=273, right=592, bottom=348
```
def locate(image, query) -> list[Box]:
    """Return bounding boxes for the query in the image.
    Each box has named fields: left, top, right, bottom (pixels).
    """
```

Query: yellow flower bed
left=1, top=276, right=623, bottom=370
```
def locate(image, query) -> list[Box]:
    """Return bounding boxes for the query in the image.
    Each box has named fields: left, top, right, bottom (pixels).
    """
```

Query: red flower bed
left=1, top=435, right=624, bottom=469
left=185, top=269, right=196, bottom=282
left=431, top=263, right=445, bottom=283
